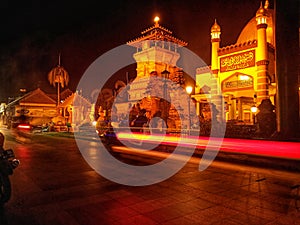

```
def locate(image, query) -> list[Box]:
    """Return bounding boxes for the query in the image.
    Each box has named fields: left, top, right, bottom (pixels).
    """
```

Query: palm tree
left=48, top=54, right=69, bottom=105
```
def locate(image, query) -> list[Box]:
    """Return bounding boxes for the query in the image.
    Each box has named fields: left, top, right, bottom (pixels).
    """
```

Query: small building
left=4, top=88, right=93, bottom=131
left=5, top=88, right=58, bottom=127
left=59, top=91, right=93, bottom=129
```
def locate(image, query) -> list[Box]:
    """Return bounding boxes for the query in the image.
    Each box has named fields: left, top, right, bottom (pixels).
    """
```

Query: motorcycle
left=0, top=149, right=20, bottom=205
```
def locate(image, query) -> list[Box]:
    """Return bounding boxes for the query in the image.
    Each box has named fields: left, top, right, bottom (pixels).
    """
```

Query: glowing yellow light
left=154, top=16, right=160, bottom=23
left=251, top=106, right=258, bottom=113
left=186, top=86, right=193, bottom=95
left=239, top=75, right=250, bottom=80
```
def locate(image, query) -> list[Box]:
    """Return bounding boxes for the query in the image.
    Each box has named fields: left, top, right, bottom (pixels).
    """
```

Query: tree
left=48, top=54, right=69, bottom=105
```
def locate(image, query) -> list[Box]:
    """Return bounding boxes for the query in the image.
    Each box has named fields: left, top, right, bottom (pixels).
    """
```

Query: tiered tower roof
left=127, top=17, right=187, bottom=48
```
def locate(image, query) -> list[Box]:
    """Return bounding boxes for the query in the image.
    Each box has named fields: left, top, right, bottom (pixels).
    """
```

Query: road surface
left=0, top=128, right=300, bottom=225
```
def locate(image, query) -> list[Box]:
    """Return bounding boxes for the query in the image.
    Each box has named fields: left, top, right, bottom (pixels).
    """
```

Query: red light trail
left=116, top=132, right=300, bottom=160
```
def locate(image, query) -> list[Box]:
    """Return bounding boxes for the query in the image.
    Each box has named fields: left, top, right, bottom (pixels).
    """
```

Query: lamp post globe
left=186, top=86, right=193, bottom=95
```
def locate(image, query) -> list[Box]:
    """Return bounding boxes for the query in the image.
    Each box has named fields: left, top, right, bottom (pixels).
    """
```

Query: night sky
left=0, top=0, right=274, bottom=102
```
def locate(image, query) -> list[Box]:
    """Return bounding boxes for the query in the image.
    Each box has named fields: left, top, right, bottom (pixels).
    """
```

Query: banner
left=220, top=50, right=255, bottom=72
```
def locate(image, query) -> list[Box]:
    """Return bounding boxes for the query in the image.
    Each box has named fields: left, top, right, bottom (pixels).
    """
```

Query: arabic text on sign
left=220, top=50, right=255, bottom=72
left=224, top=79, right=253, bottom=90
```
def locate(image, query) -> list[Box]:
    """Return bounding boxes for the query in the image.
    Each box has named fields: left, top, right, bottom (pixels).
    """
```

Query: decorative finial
left=211, top=19, right=221, bottom=33
left=256, top=1, right=268, bottom=20
left=154, top=16, right=160, bottom=26
left=264, top=0, right=269, bottom=9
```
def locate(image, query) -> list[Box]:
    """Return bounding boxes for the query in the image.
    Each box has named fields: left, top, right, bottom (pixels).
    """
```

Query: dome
left=211, top=19, right=221, bottom=33
left=236, top=9, right=274, bottom=46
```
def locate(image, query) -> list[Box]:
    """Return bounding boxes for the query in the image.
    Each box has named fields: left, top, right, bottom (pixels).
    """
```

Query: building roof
left=59, top=92, right=91, bottom=107
left=48, top=88, right=73, bottom=102
left=20, top=88, right=57, bottom=105
left=127, top=18, right=187, bottom=48
left=7, top=88, right=57, bottom=107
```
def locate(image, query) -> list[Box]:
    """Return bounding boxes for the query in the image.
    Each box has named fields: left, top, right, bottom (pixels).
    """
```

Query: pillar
left=210, top=19, right=224, bottom=123
left=256, top=2, right=270, bottom=103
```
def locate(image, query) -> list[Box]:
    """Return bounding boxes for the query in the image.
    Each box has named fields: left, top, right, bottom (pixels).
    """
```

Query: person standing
left=131, top=109, right=148, bottom=133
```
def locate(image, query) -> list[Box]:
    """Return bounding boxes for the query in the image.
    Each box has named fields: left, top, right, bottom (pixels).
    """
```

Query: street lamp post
left=251, top=105, right=258, bottom=124
left=186, top=86, right=193, bottom=135
left=161, top=69, right=170, bottom=131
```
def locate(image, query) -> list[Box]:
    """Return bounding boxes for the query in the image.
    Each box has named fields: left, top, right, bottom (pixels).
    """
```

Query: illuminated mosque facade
left=194, top=0, right=276, bottom=124
left=115, top=0, right=276, bottom=129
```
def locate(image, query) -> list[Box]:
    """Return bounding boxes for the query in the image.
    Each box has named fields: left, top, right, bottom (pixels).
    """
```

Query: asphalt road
left=0, top=128, right=300, bottom=225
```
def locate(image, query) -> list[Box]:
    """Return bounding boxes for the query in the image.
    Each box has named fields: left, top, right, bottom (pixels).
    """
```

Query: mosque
left=2, top=0, right=297, bottom=136
left=194, top=0, right=276, bottom=124
left=112, top=0, right=277, bottom=131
